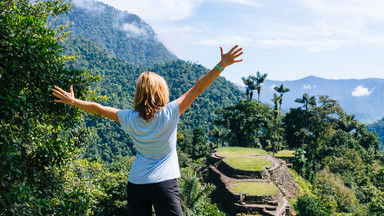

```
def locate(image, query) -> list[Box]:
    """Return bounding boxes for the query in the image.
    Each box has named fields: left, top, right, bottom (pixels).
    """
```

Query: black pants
left=127, top=179, right=183, bottom=216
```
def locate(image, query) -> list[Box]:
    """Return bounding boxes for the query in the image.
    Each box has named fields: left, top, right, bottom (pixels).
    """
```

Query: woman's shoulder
left=165, top=100, right=179, bottom=111
left=118, top=109, right=136, bottom=125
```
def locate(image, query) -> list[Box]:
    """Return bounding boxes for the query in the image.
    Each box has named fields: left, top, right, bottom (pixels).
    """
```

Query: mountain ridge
left=239, top=75, right=384, bottom=123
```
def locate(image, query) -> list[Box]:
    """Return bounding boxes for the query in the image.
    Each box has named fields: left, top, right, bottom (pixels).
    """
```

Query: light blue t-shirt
left=118, top=101, right=180, bottom=184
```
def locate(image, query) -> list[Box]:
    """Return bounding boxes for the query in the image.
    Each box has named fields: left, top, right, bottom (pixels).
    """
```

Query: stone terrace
left=203, top=149, right=299, bottom=216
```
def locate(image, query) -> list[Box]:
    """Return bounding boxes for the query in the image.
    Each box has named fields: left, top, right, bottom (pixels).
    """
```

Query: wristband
left=215, top=64, right=224, bottom=72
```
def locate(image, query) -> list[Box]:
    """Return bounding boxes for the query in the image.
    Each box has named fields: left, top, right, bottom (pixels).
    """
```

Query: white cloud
left=303, top=84, right=317, bottom=89
left=290, top=0, right=384, bottom=49
left=73, top=0, right=106, bottom=12
left=257, top=38, right=353, bottom=52
left=121, top=23, right=149, bottom=37
left=98, top=0, right=205, bottom=22
left=297, top=0, right=384, bottom=22
left=269, top=84, right=277, bottom=91
left=219, top=0, right=259, bottom=7
left=197, top=35, right=254, bottom=46
left=352, top=85, right=373, bottom=97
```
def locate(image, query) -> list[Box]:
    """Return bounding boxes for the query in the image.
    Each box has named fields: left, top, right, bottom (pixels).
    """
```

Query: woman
left=52, top=45, right=243, bottom=215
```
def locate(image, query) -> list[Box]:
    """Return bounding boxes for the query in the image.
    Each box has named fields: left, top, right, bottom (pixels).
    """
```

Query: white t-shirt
left=118, top=100, right=180, bottom=184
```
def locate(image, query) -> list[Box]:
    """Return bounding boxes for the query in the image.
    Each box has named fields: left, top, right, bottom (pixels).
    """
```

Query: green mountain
left=54, top=0, right=176, bottom=66
left=58, top=1, right=245, bottom=161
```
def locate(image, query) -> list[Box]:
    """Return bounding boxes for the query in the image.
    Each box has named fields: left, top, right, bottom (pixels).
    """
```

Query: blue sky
left=98, top=0, right=384, bottom=85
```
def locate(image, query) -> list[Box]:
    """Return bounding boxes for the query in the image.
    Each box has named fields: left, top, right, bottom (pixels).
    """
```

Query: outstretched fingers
left=233, top=46, right=242, bottom=54
left=234, top=51, right=243, bottom=58
left=55, top=86, right=64, bottom=91
left=229, top=45, right=239, bottom=54
left=52, top=89, right=64, bottom=97
left=52, top=90, right=64, bottom=103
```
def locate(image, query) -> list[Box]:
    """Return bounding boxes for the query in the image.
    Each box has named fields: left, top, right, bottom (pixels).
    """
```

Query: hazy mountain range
left=239, top=75, right=384, bottom=123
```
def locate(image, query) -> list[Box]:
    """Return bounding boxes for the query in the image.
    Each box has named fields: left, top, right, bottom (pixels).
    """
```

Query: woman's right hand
left=218, top=45, right=243, bottom=69
left=52, top=85, right=75, bottom=105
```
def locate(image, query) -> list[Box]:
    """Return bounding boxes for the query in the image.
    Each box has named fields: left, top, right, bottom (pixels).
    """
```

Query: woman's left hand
left=219, top=45, right=243, bottom=68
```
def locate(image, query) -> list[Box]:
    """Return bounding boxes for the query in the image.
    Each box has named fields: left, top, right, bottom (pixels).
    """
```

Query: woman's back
left=118, top=100, right=180, bottom=184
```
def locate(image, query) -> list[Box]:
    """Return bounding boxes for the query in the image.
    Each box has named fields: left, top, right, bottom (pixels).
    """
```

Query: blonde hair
left=134, top=72, right=169, bottom=121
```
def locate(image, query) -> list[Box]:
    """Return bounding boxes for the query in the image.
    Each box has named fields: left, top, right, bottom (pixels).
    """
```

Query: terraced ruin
left=203, top=147, right=299, bottom=216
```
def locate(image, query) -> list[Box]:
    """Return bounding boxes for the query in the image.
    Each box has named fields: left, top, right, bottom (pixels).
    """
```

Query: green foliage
left=289, top=169, right=313, bottom=196
left=314, top=168, right=357, bottom=213
left=241, top=75, right=257, bottom=101
left=190, top=128, right=211, bottom=160
left=283, top=108, right=315, bottom=149
left=322, top=149, right=366, bottom=188
left=0, top=0, right=97, bottom=214
left=178, top=168, right=225, bottom=216
left=369, top=192, right=384, bottom=216
left=295, top=93, right=317, bottom=110
left=294, top=194, right=330, bottom=216
left=54, top=158, right=130, bottom=215
left=214, top=101, right=273, bottom=148
left=321, top=129, right=360, bottom=158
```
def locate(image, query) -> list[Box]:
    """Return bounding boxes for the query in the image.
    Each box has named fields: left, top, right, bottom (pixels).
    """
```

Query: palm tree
left=338, top=114, right=358, bottom=133
left=274, top=83, right=290, bottom=114
left=242, top=76, right=257, bottom=101
left=179, top=173, right=214, bottom=216
left=295, top=93, right=316, bottom=110
left=209, top=127, right=228, bottom=148
left=271, top=93, right=282, bottom=157
left=255, top=71, right=268, bottom=104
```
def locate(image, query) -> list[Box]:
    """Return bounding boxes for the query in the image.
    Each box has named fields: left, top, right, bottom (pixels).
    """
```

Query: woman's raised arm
left=52, top=85, right=120, bottom=123
left=176, top=45, right=243, bottom=116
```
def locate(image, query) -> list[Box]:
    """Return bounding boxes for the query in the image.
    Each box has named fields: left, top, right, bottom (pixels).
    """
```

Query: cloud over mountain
left=352, top=85, right=374, bottom=97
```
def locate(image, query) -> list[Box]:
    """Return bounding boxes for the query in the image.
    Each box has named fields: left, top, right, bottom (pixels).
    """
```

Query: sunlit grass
left=273, top=150, right=295, bottom=158
left=216, top=147, right=267, bottom=157
left=230, top=182, right=280, bottom=196
left=223, top=157, right=272, bottom=171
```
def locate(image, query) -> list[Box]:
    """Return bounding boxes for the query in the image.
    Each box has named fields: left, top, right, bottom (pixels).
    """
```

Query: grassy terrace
left=223, top=157, right=273, bottom=171
left=273, top=150, right=295, bottom=162
left=273, top=150, right=294, bottom=158
left=230, top=182, right=280, bottom=196
left=216, top=147, right=267, bottom=157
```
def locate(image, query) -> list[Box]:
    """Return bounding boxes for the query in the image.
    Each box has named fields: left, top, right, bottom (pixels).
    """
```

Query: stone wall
left=269, top=161, right=299, bottom=200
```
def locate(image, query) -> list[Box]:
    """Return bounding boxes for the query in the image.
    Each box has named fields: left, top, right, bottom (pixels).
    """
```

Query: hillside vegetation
left=2, top=0, right=384, bottom=215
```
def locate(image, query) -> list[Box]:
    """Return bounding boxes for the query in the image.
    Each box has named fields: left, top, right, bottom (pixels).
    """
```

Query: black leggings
left=127, top=179, right=183, bottom=216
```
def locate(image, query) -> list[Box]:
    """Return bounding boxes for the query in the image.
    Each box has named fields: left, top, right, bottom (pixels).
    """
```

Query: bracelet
left=215, top=64, right=224, bottom=72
